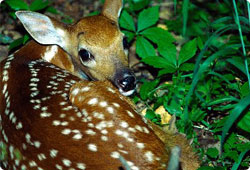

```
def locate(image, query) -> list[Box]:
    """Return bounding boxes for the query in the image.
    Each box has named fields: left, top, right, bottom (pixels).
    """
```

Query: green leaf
left=226, top=57, right=247, bottom=76
left=137, top=6, right=159, bottom=32
left=182, top=0, right=189, bottom=36
left=29, top=0, right=49, bottom=11
left=128, top=0, right=150, bottom=11
left=141, top=27, right=175, bottom=46
left=190, top=108, right=206, bottom=122
left=142, top=56, right=175, bottom=69
left=221, top=94, right=250, bottom=151
left=197, top=36, right=204, bottom=50
left=87, top=11, right=100, bottom=17
left=237, top=111, right=250, bottom=132
left=207, top=96, right=239, bottom=106
left=145, top=109, right=157, bottom=120
left=178, top=38, right=197, bottom=66
left=232, top=149, right=250, bottom=170
left=240, top=82, right=250, bottom=98
left=140, top=79, right=159, bottom=100
left=206, top=148, right=219, bottom=159
left=179, top=63, right=195, bottom=71
left=9, top=34, right=30, bottom=50
left=5, top=0, right=29, bottom=10
left=136, top=36, right=155, bottom=58
left=121, top=30, right=135, bottom=42
left=119, top=10, right=136, bottom=32
left=46, top=6, right=60, bottom=14
left=158, top=43, right=177, bottom=67
left=158, top=67, right=176, bottom=76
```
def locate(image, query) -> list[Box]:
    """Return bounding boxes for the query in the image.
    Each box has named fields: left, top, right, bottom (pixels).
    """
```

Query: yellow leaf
left=155, top=106, right=172, bottom=124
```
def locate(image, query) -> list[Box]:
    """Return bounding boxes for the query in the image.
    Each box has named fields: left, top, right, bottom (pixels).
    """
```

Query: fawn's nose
left=114, top=69, right=136, bottom=96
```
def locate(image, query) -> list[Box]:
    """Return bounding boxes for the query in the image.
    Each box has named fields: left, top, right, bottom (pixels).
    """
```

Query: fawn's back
left=0, top=47, right=170, bottom=169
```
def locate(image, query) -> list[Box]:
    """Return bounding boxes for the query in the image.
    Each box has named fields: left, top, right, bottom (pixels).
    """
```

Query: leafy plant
left=120, top=0, right=250, bottom=169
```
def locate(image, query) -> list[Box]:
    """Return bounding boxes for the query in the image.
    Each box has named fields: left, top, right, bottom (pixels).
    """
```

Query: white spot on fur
left=127, top=110, right=135, bottom=118
left=88, top=144, right=97, bottom=152
left=110, top=151, right=120, bottom=159
left=144, top=151, right=154, bottom=162
left=42, top=45, right=58, bottom=62
left=120, top=121, right=129, bottom=128
left=88, top=98, right=98, bottom=105
left=62, top=159, right=71, bottom=167
left=50, top=149, right=58, bottom=158
left=77, top=163, right=86, bottom=170
left=61, top=129, right=71, bottom=135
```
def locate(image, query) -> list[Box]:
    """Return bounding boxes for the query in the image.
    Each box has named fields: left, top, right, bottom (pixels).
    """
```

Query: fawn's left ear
left=101, top=0, right=123, bottom=22
left=16, top=11, right=69, bottom=49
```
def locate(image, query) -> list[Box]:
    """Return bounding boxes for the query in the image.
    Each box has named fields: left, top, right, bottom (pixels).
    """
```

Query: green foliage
left=120, top=0, right=250, bottom=169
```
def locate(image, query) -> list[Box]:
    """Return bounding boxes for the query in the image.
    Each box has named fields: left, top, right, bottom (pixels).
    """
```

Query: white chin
left=119, top=89, right=135, bottom=96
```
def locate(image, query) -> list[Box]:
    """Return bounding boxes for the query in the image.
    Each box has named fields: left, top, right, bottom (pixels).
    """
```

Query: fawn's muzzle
left=114, top=69, right=136, bottom=96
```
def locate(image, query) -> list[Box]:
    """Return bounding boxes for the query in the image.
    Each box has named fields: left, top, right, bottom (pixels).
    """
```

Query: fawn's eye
left=79, top=49, right=94, bottom=63
left=122, top=37, right=129, bottom=49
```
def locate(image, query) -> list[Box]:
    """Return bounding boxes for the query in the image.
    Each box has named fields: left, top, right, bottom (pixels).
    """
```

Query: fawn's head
left=15, top=0, right=136, bottom=96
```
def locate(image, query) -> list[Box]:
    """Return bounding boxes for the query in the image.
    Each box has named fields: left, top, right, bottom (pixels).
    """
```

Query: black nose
left=114, top=69, right=136, bottom=95
left=118, top=75, right=136, bottom=92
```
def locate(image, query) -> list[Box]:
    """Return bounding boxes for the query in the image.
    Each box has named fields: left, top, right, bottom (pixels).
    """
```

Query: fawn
left=0, top=0, right=200, bottom=169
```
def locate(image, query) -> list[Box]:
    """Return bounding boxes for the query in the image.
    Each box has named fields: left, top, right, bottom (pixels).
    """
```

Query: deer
left=0, top=0, right=200, bottom=169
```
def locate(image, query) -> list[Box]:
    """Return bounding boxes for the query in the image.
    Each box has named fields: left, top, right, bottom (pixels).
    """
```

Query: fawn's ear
left=16, top=11, right=68, bottom=49
left=101, top=0, right=123, bottom=22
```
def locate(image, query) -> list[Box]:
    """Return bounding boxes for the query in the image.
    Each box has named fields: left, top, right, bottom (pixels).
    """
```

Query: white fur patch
left=42, top=45, right=58, bottom=62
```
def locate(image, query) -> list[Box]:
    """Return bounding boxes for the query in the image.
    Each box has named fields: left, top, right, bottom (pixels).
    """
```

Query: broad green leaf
left=140, top=79, right=159, bottom=100
left=119, top=10, right=136, bottom=31
left=237, top=111, right=250, bottom=132
left=30, top=0, right=49, bottom=11
left=136, top=36, right=155, bottom=58
left=142, top=56, right=174, bottom=69
left=178, top=38, right=197, bottom=66
left=121, top=30, right=135, bottom=42
left=240, top=82, right=250, bottom=97
left=206, top=148, right=219, bottom=159
left=137, top=6, right=159, bottom=32
left=128, top=0, right=150, bottom=11
left=5, top=0, right=29, bottom=10
left=158, top=43, right=177, bottom=67
left=145, top=109, right=157, bottom=120
left=158, top=67, right=176, bottom=76
left=141, top=27, right=175, bottom=46
left=197, top=36, right=204, bottom=50
left=179, top=63, right=195, bottom=71
left=226, top=57, right=247, bottom=76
